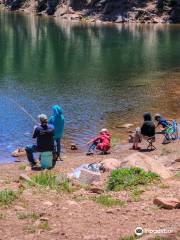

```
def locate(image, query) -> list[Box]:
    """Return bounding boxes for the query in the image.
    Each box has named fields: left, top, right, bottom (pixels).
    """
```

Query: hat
left=38, top=114, right=48, bottom=123
left=100, top=128, right=108, bottom=133
left=154, top=113, right=161, bottom=120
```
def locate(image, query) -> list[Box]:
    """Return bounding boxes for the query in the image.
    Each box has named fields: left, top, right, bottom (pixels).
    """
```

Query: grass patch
left=73, top=195, right=88, bottom=202
left=39, top=222, right=50, bottom=231
left=91, top=195, right=125, bottom=207
left=19, top=164, right=27, bottom=170
left=30, top=171, right=74, bottom=193
left=130, top=187, right=144, bottom=201
left=119, top=236, right=136, bottom=240
left=17, top=212, right=40, bottom=221
left=159, top=183, right=170, bottom=189
left=0, top=213, right=6, bottom=219
left=107, top=167, right=160, bottom=191
left=174, top=172, right=180, bottom=180
left=0, top=189, right=18, bottom=206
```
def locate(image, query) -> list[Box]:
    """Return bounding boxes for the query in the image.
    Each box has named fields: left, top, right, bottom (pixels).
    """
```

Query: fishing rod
left=4, top=96, right=37, bottom=124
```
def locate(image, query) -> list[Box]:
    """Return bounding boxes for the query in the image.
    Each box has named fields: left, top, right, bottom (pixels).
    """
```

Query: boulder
left=11, top=148, right=26, bottom=157
left=19, top=173, right=31, bottom=182
left=100, top=158, right=121, bottom=172
left=79, top=169, right=101, bottom=185
left=153, top=197, right=180, bottom=209
left=121, top=152, right=173, bottom=179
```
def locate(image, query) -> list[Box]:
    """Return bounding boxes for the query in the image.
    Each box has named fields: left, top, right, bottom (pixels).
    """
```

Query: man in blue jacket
left=25, top=114, right=54, bottom=168
left=49, top=105, right=64, bottom=160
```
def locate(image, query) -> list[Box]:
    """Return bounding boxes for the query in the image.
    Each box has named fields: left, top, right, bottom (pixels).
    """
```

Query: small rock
left=49, top=229, right=60, bottom=235
left=43, top=201, right=54, bottom=207
left=175, top=158, right=180, bottom=162
left=19, top=173, right=31, bottom=182
left=152, top=18, right=159, bottom=23
left=66, top=200, right=79, bottom=206
left=90, top=187, right=104, bottom=194
left=106, top=209, right=114, bottom=214
left=40, top=217, right=49, bottom=222
left=153, top=197, right=180, bottom=209
left=14, top=206, right=25, bottom=211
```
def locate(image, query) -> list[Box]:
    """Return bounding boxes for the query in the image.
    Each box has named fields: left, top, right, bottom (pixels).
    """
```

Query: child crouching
left=86, top=128, right=111, bottom=155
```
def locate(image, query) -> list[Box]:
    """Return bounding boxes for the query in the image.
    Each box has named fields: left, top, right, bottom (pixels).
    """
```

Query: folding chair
left=146, top=136, right=156, bottom=150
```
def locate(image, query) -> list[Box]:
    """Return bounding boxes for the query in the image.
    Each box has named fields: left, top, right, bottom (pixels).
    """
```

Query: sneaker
left=86, top=152, right=93, bottom=156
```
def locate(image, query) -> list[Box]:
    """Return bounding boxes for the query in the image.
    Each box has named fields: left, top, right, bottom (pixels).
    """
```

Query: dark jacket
left=33, top=124, right=54, bottom=151
left=141, top=112, right=155, bottom=137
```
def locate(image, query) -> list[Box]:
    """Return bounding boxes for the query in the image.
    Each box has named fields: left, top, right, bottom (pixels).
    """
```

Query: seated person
left=141, top=112, right=155, bottom=139
left=25, top=114, right=54, bottom=168
left=86, top=128, right=111, bottom=155
left=154, top=113, right=170, bottom=131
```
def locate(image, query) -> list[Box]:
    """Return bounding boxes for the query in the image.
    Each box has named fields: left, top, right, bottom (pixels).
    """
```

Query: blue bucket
left=40, top=152, right=53, bottom=169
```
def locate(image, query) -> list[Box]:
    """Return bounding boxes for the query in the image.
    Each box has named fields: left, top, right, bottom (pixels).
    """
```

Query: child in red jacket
left=86, top=129, right=111, bottom=155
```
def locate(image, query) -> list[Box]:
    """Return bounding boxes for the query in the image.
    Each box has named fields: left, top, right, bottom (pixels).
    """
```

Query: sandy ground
left=0, top=133, right=180, bottom=240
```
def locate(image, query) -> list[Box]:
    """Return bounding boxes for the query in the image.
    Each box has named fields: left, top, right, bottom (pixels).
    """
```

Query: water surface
left=0, top=11, right=180, bottom=162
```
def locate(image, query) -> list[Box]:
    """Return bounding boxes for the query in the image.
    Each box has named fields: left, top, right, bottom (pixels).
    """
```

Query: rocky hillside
left=1, top=0, right=180, bottom=23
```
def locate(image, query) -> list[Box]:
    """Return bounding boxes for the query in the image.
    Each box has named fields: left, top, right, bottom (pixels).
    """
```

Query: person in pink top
left=86, top=128, right=111, bottom=155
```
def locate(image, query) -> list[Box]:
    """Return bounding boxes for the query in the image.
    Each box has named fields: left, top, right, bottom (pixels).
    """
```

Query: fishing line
left=4, top=96, right=37, bottom=123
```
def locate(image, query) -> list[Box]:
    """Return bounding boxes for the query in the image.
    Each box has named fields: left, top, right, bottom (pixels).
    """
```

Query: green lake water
left=0, top=11, right=180, bottom=162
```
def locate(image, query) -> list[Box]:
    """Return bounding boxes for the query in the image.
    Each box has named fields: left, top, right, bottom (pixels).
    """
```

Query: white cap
left=100, top=128, right=108, bottom=133
left=38, top=114, right=48, bottom=123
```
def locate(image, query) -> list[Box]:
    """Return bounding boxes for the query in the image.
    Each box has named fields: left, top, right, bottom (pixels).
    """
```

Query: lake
left=0, top=11, right=180, bottom=162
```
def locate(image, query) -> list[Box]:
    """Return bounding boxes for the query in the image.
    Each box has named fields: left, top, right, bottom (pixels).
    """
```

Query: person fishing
left=25, top=114, right=54, bottom=168
left=86, top=128, right=111, bottom=155
left=49, top=105, right=64, bottom=161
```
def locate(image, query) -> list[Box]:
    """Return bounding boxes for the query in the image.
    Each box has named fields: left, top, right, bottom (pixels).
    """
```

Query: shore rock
left=79, top=169, right=101, bottom=184
left=121, top=152, right=173, bottom=179
left=153, top=197, right=180, bottom=209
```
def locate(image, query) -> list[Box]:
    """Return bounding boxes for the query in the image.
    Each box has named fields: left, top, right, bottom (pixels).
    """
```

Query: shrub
left=91, top=195, right=125, bottom=207
left=0, top=189, right=18, bottom=206
left=30, top=171, right=74, bottom=192
left=108, top=167, right=160, bottom=191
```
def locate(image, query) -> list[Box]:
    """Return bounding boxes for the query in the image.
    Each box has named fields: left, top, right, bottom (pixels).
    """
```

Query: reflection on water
left=0, top=11, right=180, bottom=162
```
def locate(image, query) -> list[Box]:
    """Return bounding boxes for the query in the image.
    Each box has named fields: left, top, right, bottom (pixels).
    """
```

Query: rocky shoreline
left=1, top=0, right=180, bottom=24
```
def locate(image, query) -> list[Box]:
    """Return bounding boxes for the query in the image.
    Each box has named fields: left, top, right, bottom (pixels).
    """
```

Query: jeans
left=25, top=145, right=39, bottom=165
left=55, top=138, right=61, bottom=157
left=88, top=143, right=97, bottom=153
